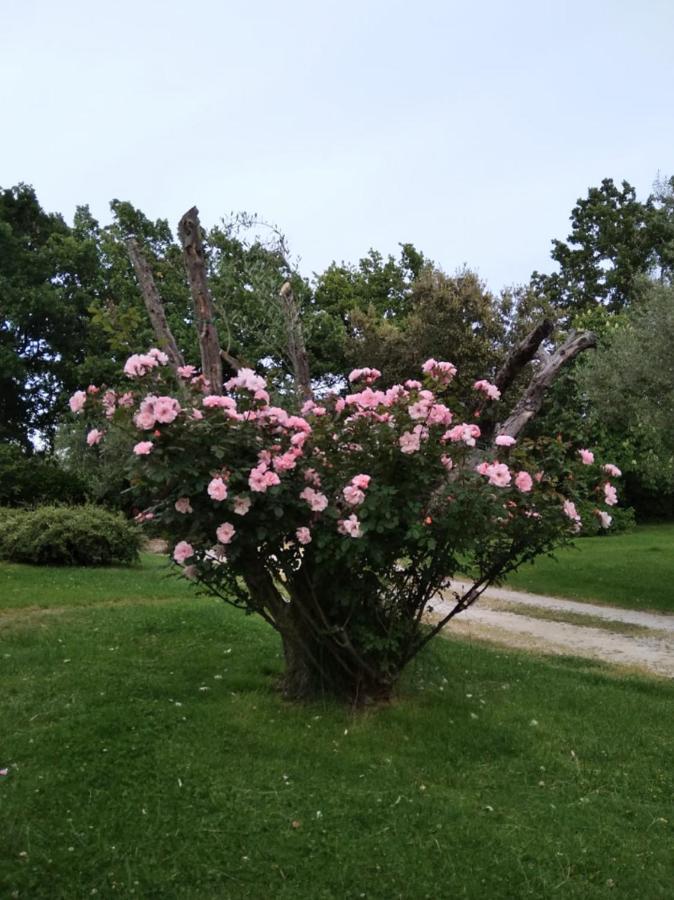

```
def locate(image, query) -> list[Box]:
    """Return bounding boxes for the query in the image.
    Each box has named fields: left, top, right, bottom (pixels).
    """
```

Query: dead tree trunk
left=126, top=239, right=185, bottom=375
left=496, top=330, right=597, bottom=441
left=279, top=281, right=313, bottom=402
left=178, top=207, right=223, bottom=393
left=494, top=319, right=554, bottom=397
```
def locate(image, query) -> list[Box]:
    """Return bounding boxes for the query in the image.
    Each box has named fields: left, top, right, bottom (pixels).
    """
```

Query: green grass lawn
left=2, top=557, right=673, bottom=899
left=506, top=523, right=674, bottom=612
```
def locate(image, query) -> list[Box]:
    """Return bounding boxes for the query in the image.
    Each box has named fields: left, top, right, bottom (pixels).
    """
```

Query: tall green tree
left=577, top=282, right=674, bottom=512
left=532, top=177, right=674, bottom=315
left=0, top=185, right=103, bottom=448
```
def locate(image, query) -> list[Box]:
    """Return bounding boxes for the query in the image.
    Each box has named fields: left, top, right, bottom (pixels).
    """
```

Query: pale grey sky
left=2, top=0, right=673, bottom=289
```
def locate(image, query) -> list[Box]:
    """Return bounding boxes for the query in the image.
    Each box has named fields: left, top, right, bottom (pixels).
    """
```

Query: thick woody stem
left=126, top=239, right=185, bottom=374
left=178, top=206, right=223, bottom=393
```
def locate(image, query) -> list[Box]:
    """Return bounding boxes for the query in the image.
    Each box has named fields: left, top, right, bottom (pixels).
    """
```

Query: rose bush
left=74, top=352, right=620, bottom=701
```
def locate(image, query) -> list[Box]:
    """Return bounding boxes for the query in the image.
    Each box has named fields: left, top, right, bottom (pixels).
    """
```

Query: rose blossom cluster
left=123, top=348, right=169, bottom=378
left=73, top=352, right=622, bottom=571
left=473, top=379, right=501, bottom=401
left=348, top=367, right=382, bottom=385
left=421, top=358, right=457, bottom=385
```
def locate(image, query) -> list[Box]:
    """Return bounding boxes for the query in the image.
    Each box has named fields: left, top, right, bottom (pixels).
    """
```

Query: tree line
left=1, top=176, right=673, bottom=516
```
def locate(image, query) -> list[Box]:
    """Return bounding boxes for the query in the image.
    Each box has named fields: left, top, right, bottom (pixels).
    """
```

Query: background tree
left=0, top=185, right=103, bottom=448
left=531, top=177, right=674, bottom=316
left=577, top=282, right=674, bottom=517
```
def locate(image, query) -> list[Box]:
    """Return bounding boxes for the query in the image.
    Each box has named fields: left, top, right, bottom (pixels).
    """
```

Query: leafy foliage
left=578, top=283, right=674, bottom=499
left=0, top=443, right=88, bottom=507
left=0, top=505, right=140, bottom=566
left=531, top=176, right=674, bottom=315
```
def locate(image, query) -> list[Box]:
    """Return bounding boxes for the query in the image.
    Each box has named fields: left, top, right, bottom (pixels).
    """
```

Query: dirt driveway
left=432, top=581, right=674, bottom=679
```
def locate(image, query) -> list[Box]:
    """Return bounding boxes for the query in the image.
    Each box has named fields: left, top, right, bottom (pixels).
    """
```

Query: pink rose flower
left=343, top=484, right=365, bottom=506
left=133, top=441, right=153, bottom=455
left=427, top=403, right=453, bottom=426
left=148, top=348, right=169, bottom=365
left=299, top=487, right=328, bottom=512
left=133, top=396, right=158, bottom=430
left=102, top=390, right=117, bottom=418
left=303, top=468, right=322, bottom=486
left=444, top=423, right=481, bottom=446
left=484, top=462, right=511, bottom=488
left=233, top=495, right=252, bottom=515
left=173, top=541, right=194, bottom=564
left=202, top=395, right=237, bottom=412
left=596, top=510, right=612, bottom=529
left=562, top=499, right=580, bottom=522
left=399, top=430, right=421, bottom=454
left=123, top=353, right=159, bottom=378
left=296, top=527, right=312, bottom=545
left=177, top=365, right=197, bottom=379
left=337, top=514, right=363, bottom=538
left=69, top=390, right=87, bottom=414
left=421, top=359, right=457, bottom=385
left=153, top=396, right=181, bottom=424
left=578, top=448, right=594, bottom=465
left=441, top=454, right=453, bottom=472
left=216, top=522, right=236, bottom=544
left=495, top=435, right=516, bottom=447
left=351, top=474, right=371, bottom=490
left=208, top=477, right=228, bottom=501
left=408, top=400, right=431, bottom=421
left=603, top=463, right=622, bottom=478
left=603, top=483, right=618, bottom=506
left=348, top=367, right=382, bottom=385
left=514, top=471, right=533, bottom=492
left=86, top=428, right=104, bottom=446
left=272, top=450, right=301, bottom=473
left=473, top=379, right=501, bottom=401
left=225, top=367, right=267, bottom=393
left=249, top=466, right=281, bottom=492
left=175, top=497, right=193, bottom=514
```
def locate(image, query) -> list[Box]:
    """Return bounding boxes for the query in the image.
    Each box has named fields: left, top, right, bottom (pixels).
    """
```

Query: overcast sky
left=2, top=0, right=673, bottom=290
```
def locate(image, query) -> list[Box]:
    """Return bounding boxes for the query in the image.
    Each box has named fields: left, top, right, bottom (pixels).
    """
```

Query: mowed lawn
left=1, top=557, right=673, bottom=899
left=507, top=523, right=674, bottom=612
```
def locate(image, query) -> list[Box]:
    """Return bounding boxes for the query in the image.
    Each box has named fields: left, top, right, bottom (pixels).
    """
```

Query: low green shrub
left=0, top=505, right=140, bottom=566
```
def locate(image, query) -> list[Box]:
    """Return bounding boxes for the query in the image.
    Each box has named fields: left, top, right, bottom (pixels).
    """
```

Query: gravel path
left=431, top=581, right=674, bottom=678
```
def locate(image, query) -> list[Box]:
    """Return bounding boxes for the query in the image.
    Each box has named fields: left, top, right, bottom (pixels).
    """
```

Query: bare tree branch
left=126, top=239, right=185, bottom=374
left=495, top=330, right=597, bottom=441
left=494, top=319, right=554, bottom=397
left=178, top=207, right=223, bottom=393
left=279, top=281, right=312, bottom=401
left=220, top=348, right=242, bottom=373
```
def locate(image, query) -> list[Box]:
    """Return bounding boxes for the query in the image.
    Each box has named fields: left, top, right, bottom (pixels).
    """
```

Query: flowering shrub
left=74, top=353, right=620, bottom=700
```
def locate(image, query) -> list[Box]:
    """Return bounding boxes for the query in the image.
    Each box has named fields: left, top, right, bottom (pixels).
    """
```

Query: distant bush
left=0, top=444, right=89, bottom=507
left=0, top=505, right=140, bottom=566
